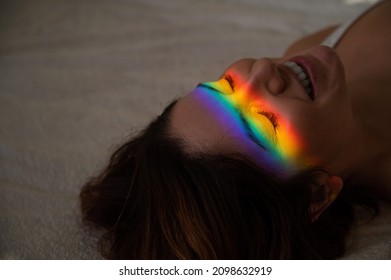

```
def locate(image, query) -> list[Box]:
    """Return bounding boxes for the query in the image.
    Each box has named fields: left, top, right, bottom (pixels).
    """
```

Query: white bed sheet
left=0, top=0, right=389, bottom=259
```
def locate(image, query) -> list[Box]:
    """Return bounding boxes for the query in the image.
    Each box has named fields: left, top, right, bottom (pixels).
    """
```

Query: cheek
left=290, top=106, right=349, bottom=166
left=275, top=106, right=326, bottom=168
left=268, top=83, right=352, bottom=170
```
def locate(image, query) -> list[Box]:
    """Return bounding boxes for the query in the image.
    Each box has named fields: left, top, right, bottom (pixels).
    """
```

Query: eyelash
left=224, top=75, right=235, bottom=91
left=257, top=110, right=278, bottom=129
left=220, top=75, right=277, bottom=130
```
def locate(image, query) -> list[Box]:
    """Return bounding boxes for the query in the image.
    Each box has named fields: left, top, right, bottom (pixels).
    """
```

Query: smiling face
left=169, top=45, right=355, bottom=178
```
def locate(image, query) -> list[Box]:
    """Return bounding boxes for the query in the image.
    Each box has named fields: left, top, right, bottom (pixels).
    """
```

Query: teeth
left=298, top=72, right=307, bottom=80
left=301, top=79, right=310, bottom=87
left=283, top=61, right=313, bottom=99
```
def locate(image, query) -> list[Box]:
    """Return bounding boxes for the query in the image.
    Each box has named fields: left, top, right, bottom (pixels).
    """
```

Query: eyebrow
left=197, top=83, right=267, bottom=150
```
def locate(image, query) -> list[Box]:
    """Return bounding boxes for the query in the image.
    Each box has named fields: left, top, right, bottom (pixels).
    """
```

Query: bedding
left=0, top=0, right=389, bottom=259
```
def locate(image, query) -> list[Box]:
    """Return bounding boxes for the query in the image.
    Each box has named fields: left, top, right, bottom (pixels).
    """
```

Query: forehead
left=171, top=87, right=240, bottom=149
left=169, top=86, right=273, bottom=165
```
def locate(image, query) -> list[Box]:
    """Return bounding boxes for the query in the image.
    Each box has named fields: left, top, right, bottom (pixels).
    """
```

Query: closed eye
left=257, top=110, right=278, bottom=130
left=224, top=74, right=235, bottom=91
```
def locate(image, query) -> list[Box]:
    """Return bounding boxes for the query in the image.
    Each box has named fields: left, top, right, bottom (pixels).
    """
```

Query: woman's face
left=170, top=45, right=355, bottom=177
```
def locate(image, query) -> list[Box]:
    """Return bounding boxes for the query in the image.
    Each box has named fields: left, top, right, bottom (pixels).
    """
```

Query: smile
left=283, top=61, right=314, bottom=100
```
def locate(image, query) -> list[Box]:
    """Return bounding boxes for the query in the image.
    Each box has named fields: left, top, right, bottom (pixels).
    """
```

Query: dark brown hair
left=80, top=100, right=378, bottom=259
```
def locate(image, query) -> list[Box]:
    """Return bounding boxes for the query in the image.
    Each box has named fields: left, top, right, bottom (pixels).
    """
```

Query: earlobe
left=311, top=175, right=343, bottom=222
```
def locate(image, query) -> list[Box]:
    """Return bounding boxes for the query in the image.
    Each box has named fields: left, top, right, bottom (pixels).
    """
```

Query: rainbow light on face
left=193, top=73, right=314, bottom=176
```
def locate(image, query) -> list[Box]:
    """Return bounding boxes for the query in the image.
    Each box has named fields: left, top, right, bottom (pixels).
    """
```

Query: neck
left=341, top=87, right=391, bottom=196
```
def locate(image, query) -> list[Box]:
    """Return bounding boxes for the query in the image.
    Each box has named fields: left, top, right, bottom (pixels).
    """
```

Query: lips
left=283, top=55, right=317, bottom=100
left=283, top=61, right=314, bottom=100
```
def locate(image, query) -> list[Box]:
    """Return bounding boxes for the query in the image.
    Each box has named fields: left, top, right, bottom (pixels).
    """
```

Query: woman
left=80, top=0, right=390, bottom=259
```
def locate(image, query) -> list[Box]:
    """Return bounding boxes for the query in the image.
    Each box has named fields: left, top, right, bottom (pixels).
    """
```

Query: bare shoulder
left=284, top=0, right=391, bottom=58
left=337, top=0, right=391, bottom=79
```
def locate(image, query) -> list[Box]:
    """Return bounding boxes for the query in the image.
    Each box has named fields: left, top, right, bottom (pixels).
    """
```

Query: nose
left=246, top=58, right=285, bottom=96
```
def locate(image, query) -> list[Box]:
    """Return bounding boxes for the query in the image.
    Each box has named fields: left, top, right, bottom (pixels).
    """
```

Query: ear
left=310, top=175, right=343, bottom=222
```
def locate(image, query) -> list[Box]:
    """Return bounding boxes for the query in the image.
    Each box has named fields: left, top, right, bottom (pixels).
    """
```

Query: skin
left=169, top=0, right=391, bottom=206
